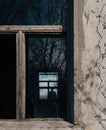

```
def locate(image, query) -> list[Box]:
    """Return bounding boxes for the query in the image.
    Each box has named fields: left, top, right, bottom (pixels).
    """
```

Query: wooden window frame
left=0, top=25, right=65, bottom=120
left=0, top=0, right=74, bottom=123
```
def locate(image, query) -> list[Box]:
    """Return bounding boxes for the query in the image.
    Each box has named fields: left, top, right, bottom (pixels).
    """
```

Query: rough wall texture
left=0, top=120, right=83, bottom=130
left=75, top=0, right=106, bottom=130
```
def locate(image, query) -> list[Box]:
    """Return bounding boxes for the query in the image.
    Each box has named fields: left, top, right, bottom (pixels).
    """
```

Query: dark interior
left=0, top=34, right=16, bottom=119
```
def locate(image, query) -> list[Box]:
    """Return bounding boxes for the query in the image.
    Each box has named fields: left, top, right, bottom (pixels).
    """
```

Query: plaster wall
left=74, top=0, right=106, bottom=130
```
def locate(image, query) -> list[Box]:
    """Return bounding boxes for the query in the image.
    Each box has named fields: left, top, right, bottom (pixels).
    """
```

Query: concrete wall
left=74, top=0, right=106, bottom=130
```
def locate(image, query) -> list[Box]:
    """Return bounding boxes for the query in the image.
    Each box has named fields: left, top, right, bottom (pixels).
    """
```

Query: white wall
left=75, top=0, right=106, bottom=130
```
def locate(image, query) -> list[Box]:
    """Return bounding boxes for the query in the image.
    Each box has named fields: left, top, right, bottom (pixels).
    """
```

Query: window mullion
left=16, top=31, right=26, bottom=119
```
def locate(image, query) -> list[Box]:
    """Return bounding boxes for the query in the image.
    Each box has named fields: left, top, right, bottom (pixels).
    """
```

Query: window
left=26, top=34, right=66, bottom=118
left=39, top=72, right=58, bottom=100
left=0, top=0, right=73, bottom=123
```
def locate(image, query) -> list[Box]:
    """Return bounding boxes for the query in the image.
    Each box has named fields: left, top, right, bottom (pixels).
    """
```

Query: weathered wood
left=16, top=31, right=26, bottom=119
left=0, top=119, right=82, bottom=130
left=0, top=26, right=64, bottom=33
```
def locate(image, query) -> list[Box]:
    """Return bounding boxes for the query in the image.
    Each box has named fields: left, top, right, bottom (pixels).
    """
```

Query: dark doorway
left=0, top=34, right=16, bottom=119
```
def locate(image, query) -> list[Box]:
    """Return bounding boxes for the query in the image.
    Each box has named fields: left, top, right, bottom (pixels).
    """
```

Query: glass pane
left=39, top=73, right=58, bottom=81
left=0, top=0, right=67, bottom=25
left=26, top=35, right=67, bottom=118
left=39, top=82, right=48, bottom=87
left=39, top=89, right=48, bottom=100
left=49, top=82, right=58, bottom=87
left=27, top=36, right=66, bottom=77
left=49, top=88, right=58, bottom=100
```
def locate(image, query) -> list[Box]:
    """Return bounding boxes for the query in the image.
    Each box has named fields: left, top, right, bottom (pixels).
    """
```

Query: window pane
left=26, top=35, right=67, bottom=118
left=49, top=82, right=58, bottom=87
left=0, top=0, right=67, bottom=25
left=39, top=82, right=48, bottom=87
left=27, top=36, right=66, bottom=76
left=39, top=73, right=58, bottom=81
left=49, top=89, right=58, bottom=100
left=39, top=89, right=48, bottom=100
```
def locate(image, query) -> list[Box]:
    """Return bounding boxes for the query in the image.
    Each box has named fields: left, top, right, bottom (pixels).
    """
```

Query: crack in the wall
left=81, top=1, right=106, bottom=129
left=90, top=102, right=106, bottom=130
left=74, top=1, right=106, bottom=129
left=102, top=92, right=106, bottom=100
left=77, top=83, right=106, bottom=129
left=84, top=11, right=89, bottom=25
left=96, top=3, right=106, bottom=97
left=93, top=3, right=106, bottom=129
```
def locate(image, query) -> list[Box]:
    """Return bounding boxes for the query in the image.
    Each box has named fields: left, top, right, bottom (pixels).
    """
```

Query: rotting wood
left=0, top=25, right=64, bottom=33
left=16, top=31, right=26, bottom=119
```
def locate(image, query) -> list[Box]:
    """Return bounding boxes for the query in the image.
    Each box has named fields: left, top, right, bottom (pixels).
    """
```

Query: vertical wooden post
left=16, top=31, right=26, bottom=119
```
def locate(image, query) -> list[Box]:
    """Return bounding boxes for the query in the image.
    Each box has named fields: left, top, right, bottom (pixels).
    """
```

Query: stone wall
left=74, top=0, right=106, bottom=130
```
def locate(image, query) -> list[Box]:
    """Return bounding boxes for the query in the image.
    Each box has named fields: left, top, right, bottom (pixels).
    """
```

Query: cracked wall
left=74, top=0, right=106, bottom=130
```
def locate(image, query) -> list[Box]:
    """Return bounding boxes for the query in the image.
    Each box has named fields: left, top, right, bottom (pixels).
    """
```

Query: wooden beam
left=0, top=25, right=64, bottom=33
left=16, top=31, right=26, bottom=119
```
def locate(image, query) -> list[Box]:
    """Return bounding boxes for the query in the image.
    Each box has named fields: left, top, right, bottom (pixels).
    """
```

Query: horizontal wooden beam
left=0, top=25, right=64, bottom=33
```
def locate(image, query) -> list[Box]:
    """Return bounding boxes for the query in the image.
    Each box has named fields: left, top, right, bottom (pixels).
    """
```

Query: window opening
left=0, top=34, right=16, bottom=119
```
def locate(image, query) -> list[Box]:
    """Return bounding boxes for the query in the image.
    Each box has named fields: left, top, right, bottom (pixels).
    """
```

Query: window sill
left=0, top=118, right=83, bottom=130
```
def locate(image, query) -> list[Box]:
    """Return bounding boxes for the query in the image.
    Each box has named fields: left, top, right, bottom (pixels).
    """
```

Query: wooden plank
left=16, top=31, right=26, bottom=119
left=0, top=26, right=64, bottom=33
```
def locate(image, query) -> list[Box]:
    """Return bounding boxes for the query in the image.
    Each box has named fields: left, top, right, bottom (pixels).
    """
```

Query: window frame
left=0, top=0, right=74, bottom=124
left=0, top=25, right=65, bottom=120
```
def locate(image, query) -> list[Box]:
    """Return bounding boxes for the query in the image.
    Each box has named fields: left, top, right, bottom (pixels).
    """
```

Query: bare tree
left=28, top=37, right=66, bottom=77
